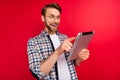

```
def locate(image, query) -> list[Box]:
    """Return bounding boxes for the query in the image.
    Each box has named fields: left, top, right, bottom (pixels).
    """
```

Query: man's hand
left=75, top=49, right=90, bottom=66
left=56, top=37, right=75, bottom=55
left=41, top=37, right=75, bottom=74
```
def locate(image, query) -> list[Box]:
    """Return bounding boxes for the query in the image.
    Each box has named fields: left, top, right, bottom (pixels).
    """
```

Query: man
left=27, top=3, right=90, bottom=80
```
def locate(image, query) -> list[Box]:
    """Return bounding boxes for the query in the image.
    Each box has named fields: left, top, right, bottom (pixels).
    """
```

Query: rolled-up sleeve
left=27, top=38, right=46, bottom=79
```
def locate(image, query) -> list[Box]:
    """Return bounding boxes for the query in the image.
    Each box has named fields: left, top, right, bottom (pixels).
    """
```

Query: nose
left=54, top=18, right=59, bottom=23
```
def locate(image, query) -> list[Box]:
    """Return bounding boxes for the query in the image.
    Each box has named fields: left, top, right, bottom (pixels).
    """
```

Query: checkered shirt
left=27, top=31, right=78, bottom=80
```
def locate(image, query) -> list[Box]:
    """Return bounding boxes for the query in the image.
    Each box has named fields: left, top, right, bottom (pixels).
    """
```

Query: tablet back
left=68, top=31, right=94, bottom=61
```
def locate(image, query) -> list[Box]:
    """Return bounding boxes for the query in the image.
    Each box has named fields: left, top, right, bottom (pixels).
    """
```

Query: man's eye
left=57, top=16, right=60, bottom=19
left=49, top=16, right=54, bottom=19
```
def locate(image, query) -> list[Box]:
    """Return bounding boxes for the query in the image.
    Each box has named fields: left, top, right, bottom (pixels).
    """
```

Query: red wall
left=0, top=0, right=120, bottom=80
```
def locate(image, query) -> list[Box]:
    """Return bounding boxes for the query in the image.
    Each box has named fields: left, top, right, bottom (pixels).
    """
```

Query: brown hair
left=41, top=3, right=62, bottom=16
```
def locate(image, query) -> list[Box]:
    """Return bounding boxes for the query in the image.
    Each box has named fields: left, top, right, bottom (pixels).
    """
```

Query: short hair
left=41, top=3, right=62, bottom=16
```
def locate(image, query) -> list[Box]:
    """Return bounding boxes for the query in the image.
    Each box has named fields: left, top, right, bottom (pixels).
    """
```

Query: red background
left=0, top=0, right=120, bottom=80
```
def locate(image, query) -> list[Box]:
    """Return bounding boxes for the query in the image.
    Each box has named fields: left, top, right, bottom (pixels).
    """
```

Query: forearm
left=40, top=49, right=61, bottom=74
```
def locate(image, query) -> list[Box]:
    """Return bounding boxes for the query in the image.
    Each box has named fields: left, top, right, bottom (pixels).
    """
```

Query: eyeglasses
left=46, top=15, right=60, bottom=20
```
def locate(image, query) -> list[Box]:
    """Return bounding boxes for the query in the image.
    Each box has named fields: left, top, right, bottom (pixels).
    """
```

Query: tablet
left=67, top=31, right=94, bottom=61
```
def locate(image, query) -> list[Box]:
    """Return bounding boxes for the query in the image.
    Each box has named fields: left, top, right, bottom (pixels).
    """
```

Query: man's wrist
left=54, top=48, right=63, bottom=56
left=75, top=59, right=81, bottom=66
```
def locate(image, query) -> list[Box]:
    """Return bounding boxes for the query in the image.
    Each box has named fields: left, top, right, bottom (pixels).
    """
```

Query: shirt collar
left=41, top=30, right=61, bottom=36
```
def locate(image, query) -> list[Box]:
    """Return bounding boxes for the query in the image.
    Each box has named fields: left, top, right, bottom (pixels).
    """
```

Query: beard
left=44, top=20, right=59, bottom=33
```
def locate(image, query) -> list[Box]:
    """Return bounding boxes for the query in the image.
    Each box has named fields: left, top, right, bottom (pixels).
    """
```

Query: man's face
left=42, top=8, right=60, bottom=34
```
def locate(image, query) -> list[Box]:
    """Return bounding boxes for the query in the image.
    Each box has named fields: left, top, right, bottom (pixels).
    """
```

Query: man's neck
left=44, top=29, right=56, bottom=35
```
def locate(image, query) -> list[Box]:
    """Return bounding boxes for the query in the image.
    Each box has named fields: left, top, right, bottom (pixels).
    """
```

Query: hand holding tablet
left=68, top=31, right=94, bottom=61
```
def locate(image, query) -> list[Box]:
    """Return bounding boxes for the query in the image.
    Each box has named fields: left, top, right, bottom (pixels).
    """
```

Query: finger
left=78, top=54, right=89, bottom=60
left=63, top=45, right=71, bottom=52
left=65, top=41, right=73, bottom=47
left=81, top=49, right=89, bottom=53
left=63, top=37, right=75, bottom=47
left=81, top=52, right=90, bottom=56
left=78, top=51, right=90, bottom=56
left=67, top=37, right=75, bottom=42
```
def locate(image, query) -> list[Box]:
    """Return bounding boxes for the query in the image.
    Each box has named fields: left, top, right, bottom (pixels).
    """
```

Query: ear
left=41, top=15, right=45, bottom=22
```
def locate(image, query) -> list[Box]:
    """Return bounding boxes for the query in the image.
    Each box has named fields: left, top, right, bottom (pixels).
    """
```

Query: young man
left=27, top=3, right=90, bottom=80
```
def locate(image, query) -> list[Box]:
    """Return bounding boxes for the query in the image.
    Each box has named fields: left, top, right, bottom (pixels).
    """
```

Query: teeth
left=51, top=23, right=58, bottom=27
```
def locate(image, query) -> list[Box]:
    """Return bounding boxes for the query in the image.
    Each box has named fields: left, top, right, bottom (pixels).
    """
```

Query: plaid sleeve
left=27, top=38, right=46, bottom=79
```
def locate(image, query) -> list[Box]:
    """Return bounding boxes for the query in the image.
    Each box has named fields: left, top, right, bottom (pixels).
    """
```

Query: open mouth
left=51, top=23, right=58, bottom=27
